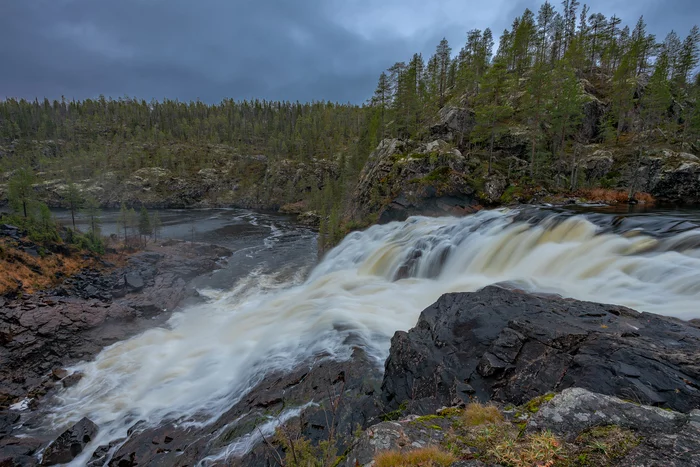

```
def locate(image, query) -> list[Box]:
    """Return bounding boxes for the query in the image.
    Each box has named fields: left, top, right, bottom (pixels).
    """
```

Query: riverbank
left=3, top=207, right=700, bottom=466
left=0, top=239, right=230, bottom=464
left=24, top=286, right=700, bottom=467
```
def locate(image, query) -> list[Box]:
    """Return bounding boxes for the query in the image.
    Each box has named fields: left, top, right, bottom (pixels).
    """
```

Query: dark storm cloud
left=1, top=0, right=698, bottom=104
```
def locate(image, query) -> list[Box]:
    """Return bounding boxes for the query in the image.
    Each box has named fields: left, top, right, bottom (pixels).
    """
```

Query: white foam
left=48, top=209, right=700, bottom=465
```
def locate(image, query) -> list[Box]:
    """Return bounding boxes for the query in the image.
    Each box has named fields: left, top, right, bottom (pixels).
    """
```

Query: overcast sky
left=1, top=0, right=698, bottom=104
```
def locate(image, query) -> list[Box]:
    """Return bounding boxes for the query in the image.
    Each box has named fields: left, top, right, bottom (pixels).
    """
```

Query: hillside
left=1, top=1, right=699, bottom=249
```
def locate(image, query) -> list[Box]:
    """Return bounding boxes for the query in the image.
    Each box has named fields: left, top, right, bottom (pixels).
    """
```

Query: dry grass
left=577, top=188, right=655, bottom=205
left=491, top=431, right=566, bottom=467
left=0, top=239, right=123, bottom=295
left=462, top=403, right=505, bottom=427
left=374, top=446, right=457, bottom=467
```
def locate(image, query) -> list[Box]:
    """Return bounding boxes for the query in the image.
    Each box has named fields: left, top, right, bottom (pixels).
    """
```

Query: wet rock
left=381, top=286, right=700, bottom=415
left=109, top=350, right=381, bottom=467
left=124, top=272, right=144, bottom=291
left=62, top=372, right=84, bottom=388
left=51, top=369, right=68, bottom=381
left=41, top=417, right=98, bottom=465
left=0, top=437, right=42, bottom=467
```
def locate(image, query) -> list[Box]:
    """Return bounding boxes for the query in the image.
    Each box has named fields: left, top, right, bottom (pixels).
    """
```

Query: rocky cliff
left=346, top=105, right=700, bottom=228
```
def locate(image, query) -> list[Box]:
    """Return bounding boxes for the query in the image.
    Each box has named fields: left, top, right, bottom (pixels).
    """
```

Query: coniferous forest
left=1, top=1, right=700, bottom=246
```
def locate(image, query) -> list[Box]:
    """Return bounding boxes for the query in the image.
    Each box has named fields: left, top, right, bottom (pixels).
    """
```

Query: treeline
left=365, top=0, right=700, bottom=178
left=0, top=98, right=366, bottom=178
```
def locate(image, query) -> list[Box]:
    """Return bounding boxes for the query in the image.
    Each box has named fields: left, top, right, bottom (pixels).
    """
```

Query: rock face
left=14, top=147, right=339, bottom=211
left=528, top=388, right=700, bottom=466
left=381, top=286, right=700, bottom=414
left=349, top=139, right=484, bottom=224
left=640, top=150, right=700, bottom=203
left=101, top=351, right=381, bottom=467
left=344, top=387, right=700, bottom=467
left=41, top=417, right=98, bottom=465
left=430, top=106, right=476, bottom=142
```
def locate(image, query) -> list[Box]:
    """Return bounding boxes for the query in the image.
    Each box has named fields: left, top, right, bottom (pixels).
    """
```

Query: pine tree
left=372, top=72, right=391, bottom=138
left=8, top=167, right=35, bottom=218
left=117, top=203, right=129, bottom=243
left=522, top=61, right=550, bottom=178
left=642, top=51, right=672, bottom=137
left=65, top=182, right=84, bottom=230
left=127, top=208, right=139, bottom=242
left=549, top=60, right=585, bottom=185
left=151, top=212, right=163, bottom=242
left=472, top=59, right=514, bottom=174
left=138, top=206, right=152, bottom=247
left=676, top=26, right=700, bottom=88
left=611, top=51, right=638, bottom=142
left=82, top=195, right=102, bottom=239
left=435, top=38, right=452, bottom=107
left=536, top=1, right=556, bottom=63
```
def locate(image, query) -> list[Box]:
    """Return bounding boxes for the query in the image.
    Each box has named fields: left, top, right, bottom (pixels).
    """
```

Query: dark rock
left=20, top=247, right=39, bottom=258
left=641, top=150, right=700, bottom=203
left=83, top=285, right=100, bottom=299
left=124, top=273, right=144, bottom=291
left=381, top=286, right=700, bottom=414
left=109, top=350, right=381, bottom=467
left=41, top=417, right=98, bottom=465
left=430, top=106, right=475, bottom=142
left=583, top=150, right=614, bottom=182
left=0, top=437, right=42, bottom=467
left=51, top=369, right=68, bottom=381
left=62, top=372, right=84, bottom=388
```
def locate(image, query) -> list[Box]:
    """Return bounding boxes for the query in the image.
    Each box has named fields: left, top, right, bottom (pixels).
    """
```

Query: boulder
left=430, top=106, right=475, bottom=142
left=124, top=272, right=144, bottom=291
left=41, top=417, right=98, bottom=465
left=528, top=388, right=700, bottom=466
left=583, top=150, right=614, bottom=182
left=381, top=286, right=700, bottom=415
left=643, top=151, right=700, bottom=203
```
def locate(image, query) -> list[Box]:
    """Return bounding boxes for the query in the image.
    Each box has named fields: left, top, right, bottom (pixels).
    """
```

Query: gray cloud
left=1, top=0, right=698, bottom=104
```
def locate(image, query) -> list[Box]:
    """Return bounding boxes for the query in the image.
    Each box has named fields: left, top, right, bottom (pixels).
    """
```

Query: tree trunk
left=488, top=124, right=495, bottom=175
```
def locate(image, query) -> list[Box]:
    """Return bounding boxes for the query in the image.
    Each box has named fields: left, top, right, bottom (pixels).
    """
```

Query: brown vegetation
left=0, top=239, right=123, bottom=295
left=577, top=188, right=655, bottom=204
left=374, top=446, right=457, bottom=467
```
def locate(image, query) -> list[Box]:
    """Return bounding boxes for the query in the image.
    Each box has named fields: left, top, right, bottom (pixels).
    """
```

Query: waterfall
left=46, top=208, right=700, bottom=464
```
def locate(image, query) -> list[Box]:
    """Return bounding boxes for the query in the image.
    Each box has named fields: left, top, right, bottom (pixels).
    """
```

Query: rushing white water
left=46, top=208, right=700, bottom=464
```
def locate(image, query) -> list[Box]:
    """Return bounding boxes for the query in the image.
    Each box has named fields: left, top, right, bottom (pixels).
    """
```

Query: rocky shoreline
left=0, top=239, right=231, bottom=466
left=2, top=285, right=697, bottom=466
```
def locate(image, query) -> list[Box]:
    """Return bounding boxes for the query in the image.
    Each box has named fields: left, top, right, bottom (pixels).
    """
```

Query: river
left=32, top=206, right=700, bottom=464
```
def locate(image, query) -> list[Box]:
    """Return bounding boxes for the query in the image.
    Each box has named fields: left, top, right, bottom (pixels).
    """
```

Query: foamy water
left=45, top=209, right=700, bottom=465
